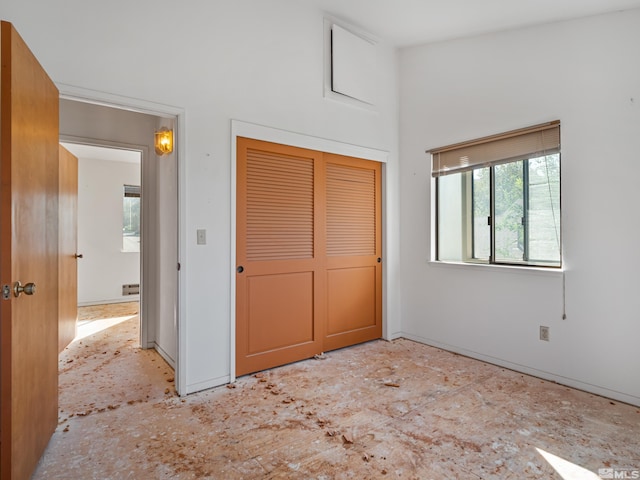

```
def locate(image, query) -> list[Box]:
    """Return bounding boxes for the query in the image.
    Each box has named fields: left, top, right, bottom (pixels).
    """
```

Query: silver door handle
left=13, top=281, right=36, bottom=297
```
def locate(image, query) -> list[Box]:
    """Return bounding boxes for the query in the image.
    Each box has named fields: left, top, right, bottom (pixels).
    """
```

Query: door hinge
left=177, top=262, right=181, bottom=271
left=2, top=284, right=11, bottom=300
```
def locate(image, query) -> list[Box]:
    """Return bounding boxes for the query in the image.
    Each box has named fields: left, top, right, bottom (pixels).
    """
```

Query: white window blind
left=430, top=121, right=560, bottom=177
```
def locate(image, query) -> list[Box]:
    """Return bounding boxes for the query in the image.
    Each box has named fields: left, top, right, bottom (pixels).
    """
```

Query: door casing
left=58, top=86, right=187, bottom=394
left=230, top=120, right=389, bottom=382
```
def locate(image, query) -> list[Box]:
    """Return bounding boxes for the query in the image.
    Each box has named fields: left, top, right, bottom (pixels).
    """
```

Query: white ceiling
left=61, top=143, right=141, bottom=164
left=312, top=0, right=640, bottom=46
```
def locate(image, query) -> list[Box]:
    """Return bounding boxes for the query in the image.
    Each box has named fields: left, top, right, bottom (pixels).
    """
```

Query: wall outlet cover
left=540, top=326, right=550, bottom=341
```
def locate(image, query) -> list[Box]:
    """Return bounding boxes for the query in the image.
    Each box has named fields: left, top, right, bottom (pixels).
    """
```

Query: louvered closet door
left=236, top=138, right=381, bottom=376
left=324, top=154, right=382, bottom=351
left=236, top=138, right=325, bottom=376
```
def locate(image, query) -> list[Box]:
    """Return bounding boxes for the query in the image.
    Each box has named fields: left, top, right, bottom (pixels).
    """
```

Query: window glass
left=437, top=173, right=464, bottom=262
left=123, top=185, right=140, bottom=252
left=527, top=154, right=561, bottom=264
left=472, top=167, right=490, bottom=261
left=435, top=155, right=560, bottom=267
left=494, top=161, right=524, bottom=263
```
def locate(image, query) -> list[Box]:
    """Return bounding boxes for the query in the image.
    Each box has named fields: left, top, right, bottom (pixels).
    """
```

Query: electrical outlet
left=540, top=326, right=550, bottom=341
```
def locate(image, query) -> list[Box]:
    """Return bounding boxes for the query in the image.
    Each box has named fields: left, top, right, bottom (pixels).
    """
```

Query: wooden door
left=58, top=145, right=78, bottom=352
left=323, top=154, right=382, bottom=351
left=236, top=138, right=325, bottom=376
left=236, top=138, right=382, bottom=376
left=0, top=21, right=60, bottom=480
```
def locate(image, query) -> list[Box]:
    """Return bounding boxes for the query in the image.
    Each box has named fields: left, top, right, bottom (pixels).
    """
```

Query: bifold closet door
left=236, top=137, right=381, bottom=376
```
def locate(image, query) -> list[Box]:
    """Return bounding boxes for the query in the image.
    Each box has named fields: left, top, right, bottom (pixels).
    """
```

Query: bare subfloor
left=34, top=305, right=639, bottom=479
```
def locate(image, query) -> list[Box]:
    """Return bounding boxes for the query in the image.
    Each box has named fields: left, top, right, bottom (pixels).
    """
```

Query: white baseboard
left=78, top=297, right=140, bottom=307
left=185, top=375, right=231, bottom=396
left=154, top=343, right=176, bottom=369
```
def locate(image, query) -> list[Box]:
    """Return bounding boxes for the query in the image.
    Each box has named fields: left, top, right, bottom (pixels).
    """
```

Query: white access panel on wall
left=331, top=24, right=376, bottom=105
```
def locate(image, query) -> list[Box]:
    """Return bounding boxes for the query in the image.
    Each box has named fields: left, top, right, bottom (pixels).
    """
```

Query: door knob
left=13, top=281, right=36, bottom=297
left=74, top=253, right=83, bottom=259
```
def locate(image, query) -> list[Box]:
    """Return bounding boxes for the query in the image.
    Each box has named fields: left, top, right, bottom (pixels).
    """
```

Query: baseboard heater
left=122, top=284, right=140, bottom=296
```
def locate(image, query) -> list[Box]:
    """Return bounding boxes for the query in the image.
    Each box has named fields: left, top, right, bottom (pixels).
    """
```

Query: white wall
left=399, top=9, right=640, bottom=405
left=3, top=1, right=401, bottom=394
left=77, top=157, right=140, bottom=305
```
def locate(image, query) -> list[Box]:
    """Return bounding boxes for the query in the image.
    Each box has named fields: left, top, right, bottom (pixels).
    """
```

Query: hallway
left=58, top=303, right=175, bottom=423
left=33, top=304, right=640, bottom=479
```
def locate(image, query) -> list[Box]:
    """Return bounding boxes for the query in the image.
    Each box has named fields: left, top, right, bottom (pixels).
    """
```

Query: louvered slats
left=326, top=163, right=376, bottom=256
left=246, top=150, right=314, bottom=261
left=237, top=137, right=382, bottom=376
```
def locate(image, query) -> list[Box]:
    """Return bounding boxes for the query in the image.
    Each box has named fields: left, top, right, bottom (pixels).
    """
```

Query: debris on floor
left=32, top=302, right=640, bottom=480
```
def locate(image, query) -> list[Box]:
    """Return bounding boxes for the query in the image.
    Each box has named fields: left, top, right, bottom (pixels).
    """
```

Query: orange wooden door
left=236, top=138, right=382, bottom=376
left=323, top=154, right=382, bottom=351
left=236, top=138, right=325, bottom=376
left=58, top=145, right=78, bottom=352
left=0, top=21, right=60, bottom=480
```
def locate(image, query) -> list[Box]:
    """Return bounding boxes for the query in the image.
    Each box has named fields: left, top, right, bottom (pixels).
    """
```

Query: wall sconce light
left=155, top=127, right=173, bottom=155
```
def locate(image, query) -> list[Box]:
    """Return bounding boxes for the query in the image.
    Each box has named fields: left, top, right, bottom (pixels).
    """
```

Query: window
left=122, top=184, right=140, bottom=252
left=432, top=122, right=561, bottom=268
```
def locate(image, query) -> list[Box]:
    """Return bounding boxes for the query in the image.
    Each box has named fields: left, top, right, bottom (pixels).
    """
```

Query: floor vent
left=122, top=284, right=140, bottom=296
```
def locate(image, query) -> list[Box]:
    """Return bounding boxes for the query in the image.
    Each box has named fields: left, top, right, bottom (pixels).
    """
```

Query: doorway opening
left=60, top=142, right=145, bottom=338
left=59, top=97, right=179, bottom=382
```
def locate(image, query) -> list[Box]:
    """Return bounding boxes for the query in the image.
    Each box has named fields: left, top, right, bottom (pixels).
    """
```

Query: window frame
left=430, top=122, right=561, bottom=269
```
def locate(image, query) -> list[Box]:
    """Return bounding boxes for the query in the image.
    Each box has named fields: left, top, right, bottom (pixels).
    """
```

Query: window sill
left=428, top=260, right=564, bottom=277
